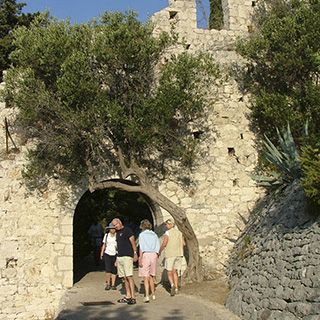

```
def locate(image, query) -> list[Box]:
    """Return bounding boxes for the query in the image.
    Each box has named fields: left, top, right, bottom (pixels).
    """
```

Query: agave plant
left=253, top=124, right=302, bottom=190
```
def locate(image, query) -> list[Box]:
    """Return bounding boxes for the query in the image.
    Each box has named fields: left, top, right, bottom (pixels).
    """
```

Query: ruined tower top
left=153, top=0, right=255, bottom=33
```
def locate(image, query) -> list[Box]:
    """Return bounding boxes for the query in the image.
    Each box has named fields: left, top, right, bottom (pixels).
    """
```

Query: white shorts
left=165, top=256, right=183, bottom=271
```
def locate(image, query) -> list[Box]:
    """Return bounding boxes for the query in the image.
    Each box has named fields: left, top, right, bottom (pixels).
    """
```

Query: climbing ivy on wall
left=209, top=0, right=223, bottom=30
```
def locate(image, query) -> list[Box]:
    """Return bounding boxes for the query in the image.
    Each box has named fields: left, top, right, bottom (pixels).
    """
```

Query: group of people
left=97, top=217, right=185, bottom=305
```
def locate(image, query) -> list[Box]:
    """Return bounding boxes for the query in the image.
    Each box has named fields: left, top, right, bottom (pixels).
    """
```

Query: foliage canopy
left=2, top=11, right=220, bottom=282
left=0, top=0, right=38, bottom=80
left=3, top=12, right=220, bottom=189
left=237, top=0, right=320, bottom=143
left=238, top=0, right=320, bottom=205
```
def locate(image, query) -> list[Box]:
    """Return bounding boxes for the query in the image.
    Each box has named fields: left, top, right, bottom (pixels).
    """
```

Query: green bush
left=301, top=145, right=320, bottom=205
left=237, top=0, right=320, bottom=143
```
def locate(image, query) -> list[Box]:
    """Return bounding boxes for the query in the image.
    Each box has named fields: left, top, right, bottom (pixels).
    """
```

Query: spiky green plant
left=253, top=124, right=302, bottom=190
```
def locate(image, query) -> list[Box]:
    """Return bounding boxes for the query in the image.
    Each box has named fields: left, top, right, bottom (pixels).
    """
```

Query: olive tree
left=2, top=12, right=220, bottom=282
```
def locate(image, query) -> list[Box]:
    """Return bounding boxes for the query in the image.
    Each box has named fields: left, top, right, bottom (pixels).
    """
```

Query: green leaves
left=3, top=12, right=220, bottom=189
left=0, top=0, right=38, bottom=79
left=238, top=0, right=320, bottom=142
left=238, top=0, right=320, bottom=202
left=301, top=145, right=320, bottom=205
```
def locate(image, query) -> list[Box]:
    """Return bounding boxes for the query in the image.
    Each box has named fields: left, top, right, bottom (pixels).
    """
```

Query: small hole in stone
left=185, top=44, right=191, bottom=50
left=240, top=133, right=244, bottom=139
left=233, top=178, right=239, bottom=187
left=252, top=1, right=256, bottom=7
left=228, top=147, right=235, bottom=156
left=169, top=11, right=178, bottom=19
left=193, top=130, right=204, bottom=139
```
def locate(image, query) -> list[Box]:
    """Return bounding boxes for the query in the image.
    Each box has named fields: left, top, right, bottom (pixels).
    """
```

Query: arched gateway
left=73, top=181, right=164, bottom=283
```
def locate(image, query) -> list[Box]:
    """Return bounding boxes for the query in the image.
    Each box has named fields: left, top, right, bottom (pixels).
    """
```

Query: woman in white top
left=100, top=223, right=117, bottom=290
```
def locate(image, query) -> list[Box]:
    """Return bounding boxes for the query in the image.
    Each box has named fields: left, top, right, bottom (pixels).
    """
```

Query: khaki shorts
left=165, top=256, right=183, bottom=272
left=117, top=256, right=133, bottom=278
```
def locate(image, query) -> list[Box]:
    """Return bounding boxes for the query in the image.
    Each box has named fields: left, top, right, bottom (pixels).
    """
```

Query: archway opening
left=73, top=184, right=155, bottom=284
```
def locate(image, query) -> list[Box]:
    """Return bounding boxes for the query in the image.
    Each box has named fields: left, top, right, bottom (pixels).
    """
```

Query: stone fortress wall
left=151, top=0, right=260, bottom=276
left=226, top=183, right=320, bottom=320
left=0, top=1, right=261, bottom=319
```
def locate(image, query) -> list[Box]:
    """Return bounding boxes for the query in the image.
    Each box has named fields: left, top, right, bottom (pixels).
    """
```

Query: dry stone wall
left=0, top=1, right=262, bottom=319
left=226, top=183, right=320, bottom=320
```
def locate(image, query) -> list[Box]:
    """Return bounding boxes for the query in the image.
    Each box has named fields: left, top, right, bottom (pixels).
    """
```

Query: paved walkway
left=57, top=269, right=240, bottom=320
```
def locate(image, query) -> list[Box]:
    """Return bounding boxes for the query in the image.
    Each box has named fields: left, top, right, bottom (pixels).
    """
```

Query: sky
left=21, top=0, right=210, bottom=27
left=21, top=0, right=171, bottom=24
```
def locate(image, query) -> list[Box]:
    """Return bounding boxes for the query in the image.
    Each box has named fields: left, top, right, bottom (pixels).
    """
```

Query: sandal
left=117, top=297, right=130, bottom=303
left=127, top=298, right=136, bottom=305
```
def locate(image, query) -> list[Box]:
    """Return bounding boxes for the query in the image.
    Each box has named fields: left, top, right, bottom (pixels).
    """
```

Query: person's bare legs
left=167, top=270, right=174, bottom=287
left=123, top=277, right=132, bottom=298
left=144, top=276, right=150, bottom=297
left=111, top=274, right=116, bottom=287
left=149, top=275, right=155, bottom=295
left=105, top=272, right=111, bottom=286
left=172, top=268, right=179, bottom=289
left=127, top=276, right=136, bottom=299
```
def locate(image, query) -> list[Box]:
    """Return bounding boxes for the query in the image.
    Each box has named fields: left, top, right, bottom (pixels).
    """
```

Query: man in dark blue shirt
left=112, top=218, right=138, bottom=305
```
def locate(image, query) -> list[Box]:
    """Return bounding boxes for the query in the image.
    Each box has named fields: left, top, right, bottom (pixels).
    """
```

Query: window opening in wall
left=169, top=10, right=178, bottom=20
left=252, top=1, right=256, bottom=7
left=240, top=133, right=244, bottom=139
left=193, top=130, right=204, bottom=139
left=196, top=0, right=210, bottom=29
left=208, top=0, right=223, bottom=30
left=228, top=147, right=235, bottom=156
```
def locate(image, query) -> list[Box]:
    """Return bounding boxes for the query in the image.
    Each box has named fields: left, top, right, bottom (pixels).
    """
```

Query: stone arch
left=71, top=178, right=165, bottom=284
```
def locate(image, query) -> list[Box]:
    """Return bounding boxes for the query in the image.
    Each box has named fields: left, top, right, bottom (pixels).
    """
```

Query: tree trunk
left=92, top=179, right=203, bottom=283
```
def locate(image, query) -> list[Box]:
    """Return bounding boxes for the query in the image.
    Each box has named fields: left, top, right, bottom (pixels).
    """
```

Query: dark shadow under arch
left=72, top=179, right=159, bottom=284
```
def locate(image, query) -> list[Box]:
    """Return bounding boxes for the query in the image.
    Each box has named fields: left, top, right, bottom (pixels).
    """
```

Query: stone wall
left=0, top=97, right=73, bottom=319
left=0, top=1, right=262, bottom=319
left=226, top=182, right=320, bottom=320
left=152, top=0, right=260, bottom=277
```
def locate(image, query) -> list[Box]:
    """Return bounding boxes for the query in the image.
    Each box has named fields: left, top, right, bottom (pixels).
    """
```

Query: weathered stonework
left=226, top=183, right=320, bottom=320
left=0, top=1, right=261, bottom=319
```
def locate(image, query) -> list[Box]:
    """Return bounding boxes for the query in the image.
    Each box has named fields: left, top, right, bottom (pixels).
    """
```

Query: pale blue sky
left=22, top=0, right=210, bottom=27
left=22, top=0, right=170, bottom=23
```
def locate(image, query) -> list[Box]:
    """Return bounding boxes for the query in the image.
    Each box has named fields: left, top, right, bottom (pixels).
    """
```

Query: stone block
left=268, top=298, right=287, bottom=311
left=269, top=310, right=296, bottom=320
left=303, top=316, right=320, bottom=320
left=0, top=284, right=17, bottom=295
left=287, top=302, right=312, bottom=317
left=310, top=303, right=320, bottom=315
left=57, top=257, right=72, bottom=271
